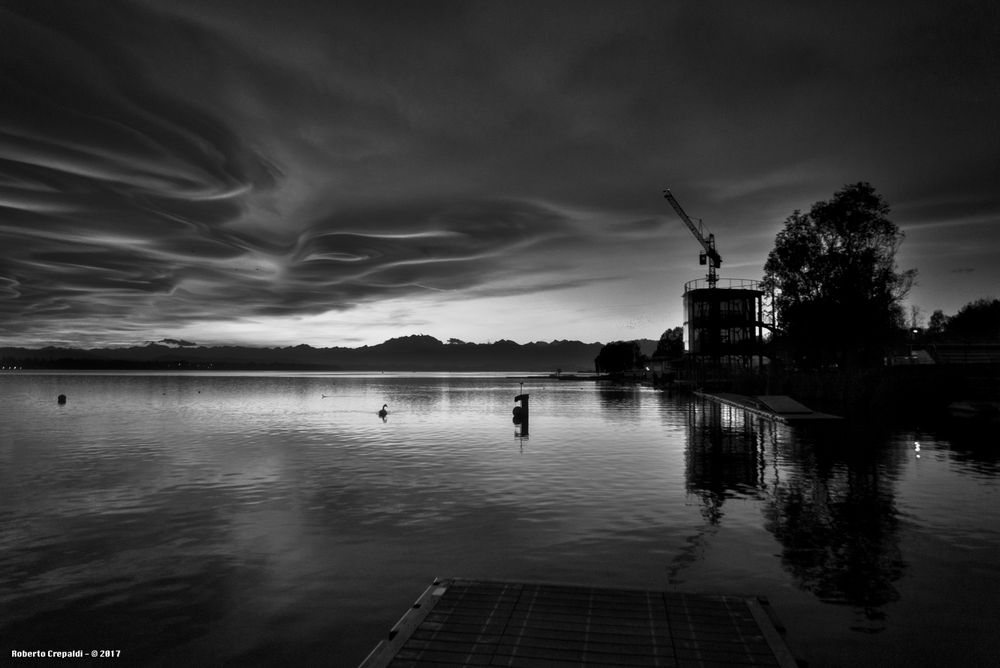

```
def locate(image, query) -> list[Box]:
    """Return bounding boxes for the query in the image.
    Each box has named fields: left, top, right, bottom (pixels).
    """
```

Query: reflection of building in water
left=685, top=397, right=776, bottom=524
left=669, top=397, right=779, bottom=585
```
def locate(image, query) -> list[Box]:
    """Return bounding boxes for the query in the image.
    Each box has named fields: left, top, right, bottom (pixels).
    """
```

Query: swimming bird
left=378, top=404, right=388, bottom=418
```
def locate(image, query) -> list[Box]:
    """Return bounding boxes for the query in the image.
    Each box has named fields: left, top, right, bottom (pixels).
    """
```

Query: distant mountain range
left=1, top=335, right=659, bottom=371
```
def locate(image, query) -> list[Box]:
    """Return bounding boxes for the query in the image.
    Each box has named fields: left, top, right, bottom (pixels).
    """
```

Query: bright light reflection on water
left=1, top=372, right=998, bottom=666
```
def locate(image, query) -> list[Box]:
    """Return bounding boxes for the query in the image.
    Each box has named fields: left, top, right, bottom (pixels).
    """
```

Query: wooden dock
left=695, top=392, right=841, bottom=423
left=360, top=578, right=798, bottom=667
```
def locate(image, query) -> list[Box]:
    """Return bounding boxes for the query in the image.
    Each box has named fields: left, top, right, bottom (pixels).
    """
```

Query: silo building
left=684, top=277, right=766, bottom=370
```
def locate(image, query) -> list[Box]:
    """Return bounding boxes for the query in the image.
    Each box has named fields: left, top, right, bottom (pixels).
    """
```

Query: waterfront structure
left=684, top=277, right=768, bottom=370
left=663, top=188, right=773, bottom=376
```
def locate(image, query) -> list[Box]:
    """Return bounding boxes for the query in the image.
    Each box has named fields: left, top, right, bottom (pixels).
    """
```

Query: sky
left=1, top=0, right=998, bottom=348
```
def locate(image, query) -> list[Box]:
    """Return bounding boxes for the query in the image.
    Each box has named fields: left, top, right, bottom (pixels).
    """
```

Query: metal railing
left=684, top=277, right=762, bottom=292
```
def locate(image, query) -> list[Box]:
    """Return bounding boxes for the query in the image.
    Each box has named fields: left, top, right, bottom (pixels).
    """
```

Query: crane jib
left=662, top=188, right=722, bottom=287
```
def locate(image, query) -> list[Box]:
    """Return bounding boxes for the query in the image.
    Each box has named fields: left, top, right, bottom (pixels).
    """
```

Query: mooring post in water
left=513, top=392, right=529, bottom=437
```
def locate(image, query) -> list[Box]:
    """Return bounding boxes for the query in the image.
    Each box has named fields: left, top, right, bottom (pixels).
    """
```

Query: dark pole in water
left=513, top=392, right=529, bottom=436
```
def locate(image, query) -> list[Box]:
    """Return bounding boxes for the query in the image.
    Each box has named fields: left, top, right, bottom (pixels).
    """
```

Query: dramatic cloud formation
left=1, top=0, right=998, bottom=347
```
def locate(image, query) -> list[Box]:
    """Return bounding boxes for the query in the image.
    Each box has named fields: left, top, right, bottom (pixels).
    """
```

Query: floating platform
left=696, top=392, right=841, bottom=423
left=548, top=373, right=604, bottom=381
left=360, top=578, right=798, bottom=667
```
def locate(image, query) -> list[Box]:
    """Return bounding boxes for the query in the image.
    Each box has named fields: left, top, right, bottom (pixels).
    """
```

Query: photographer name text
left=11, top=650, right=121, bottom=659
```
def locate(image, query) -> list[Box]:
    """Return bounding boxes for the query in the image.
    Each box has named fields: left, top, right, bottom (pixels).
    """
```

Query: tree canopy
left=653, top=326, right=685, bottom=359
left=762, top=182, right=915, bottom=368
left=594, top=340, right=646, bottom=374
left=940, top=298, right=1000, bottom=341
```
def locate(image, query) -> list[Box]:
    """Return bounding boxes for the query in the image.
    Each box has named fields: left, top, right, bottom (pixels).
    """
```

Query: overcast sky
left=2, top=0, right=998, bottom=348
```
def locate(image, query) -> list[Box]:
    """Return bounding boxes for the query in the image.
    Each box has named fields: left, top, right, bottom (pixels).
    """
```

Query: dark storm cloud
left=1, top=0, right=998, bottom=345
left=0, top=0, right=606, bottom=341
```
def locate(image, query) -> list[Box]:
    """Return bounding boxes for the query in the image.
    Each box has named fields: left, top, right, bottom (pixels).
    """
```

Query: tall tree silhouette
left=762, top=182, right=915, bottom=368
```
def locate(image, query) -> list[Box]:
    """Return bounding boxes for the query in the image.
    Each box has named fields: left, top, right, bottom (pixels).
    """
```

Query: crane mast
left=663, top=189, right=722, bottom=288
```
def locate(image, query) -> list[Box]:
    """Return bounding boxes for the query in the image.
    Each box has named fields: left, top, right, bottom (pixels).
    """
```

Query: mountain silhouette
left=1, top=336, right=658, bottom=372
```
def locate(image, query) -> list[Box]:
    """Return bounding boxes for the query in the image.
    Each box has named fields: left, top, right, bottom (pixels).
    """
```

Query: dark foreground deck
left=360, top=578, right=798, bottom=667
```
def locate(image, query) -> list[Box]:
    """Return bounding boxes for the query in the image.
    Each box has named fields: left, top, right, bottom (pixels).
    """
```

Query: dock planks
left=361, top=578, right=798, bottom=667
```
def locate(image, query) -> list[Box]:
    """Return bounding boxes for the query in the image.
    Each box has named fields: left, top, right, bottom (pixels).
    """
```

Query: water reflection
left=668, top=399, right=775, bottom=586
left=767, top=424, right=907, bottom=628
left=685, top=399, right=771, bottom=523
left=597, top=385, right=644, bottom=420
left=683, top=398, right=908, bottom=627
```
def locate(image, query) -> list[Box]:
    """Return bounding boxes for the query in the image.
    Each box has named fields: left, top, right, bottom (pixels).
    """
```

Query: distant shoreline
left=1, top=368, right=588, bottom=377
left=1, top=335, right=659, bottom=374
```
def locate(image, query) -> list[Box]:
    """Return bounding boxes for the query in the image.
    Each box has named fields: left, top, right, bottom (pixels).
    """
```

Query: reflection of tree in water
left=762, top=426, right=907, bottom=627
left=679, top=398, right=908, bottom=626
left=597, top=385, right=644, bottom=421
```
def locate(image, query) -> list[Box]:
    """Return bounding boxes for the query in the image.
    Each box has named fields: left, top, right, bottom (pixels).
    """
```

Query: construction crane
left=663, top=189, right=722, bottom=288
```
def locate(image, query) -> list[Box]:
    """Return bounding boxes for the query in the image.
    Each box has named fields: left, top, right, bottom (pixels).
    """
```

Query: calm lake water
left=1, top=371, right=998, bottom=666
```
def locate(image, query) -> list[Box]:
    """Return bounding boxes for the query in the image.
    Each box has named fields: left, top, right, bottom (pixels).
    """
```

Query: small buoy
left=57, top=394, right=66, bottom=404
